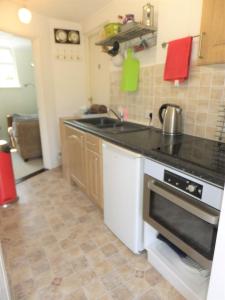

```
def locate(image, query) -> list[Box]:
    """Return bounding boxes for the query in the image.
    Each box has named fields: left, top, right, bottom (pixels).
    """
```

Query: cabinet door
left=86, top=148, right=103, bottom=209
left=198, top=0, right=225, bottom=65
left=68, top=129, right=86, bottom=191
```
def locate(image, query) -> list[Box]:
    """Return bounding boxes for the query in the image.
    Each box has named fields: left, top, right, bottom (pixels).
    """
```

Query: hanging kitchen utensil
left=133, top=38, right=149, bottom=52
left=121, top=48, right=140, bottom=92
left=111, top=50, right=124, bottom=67
left=107, top=41, right=120, bottom=57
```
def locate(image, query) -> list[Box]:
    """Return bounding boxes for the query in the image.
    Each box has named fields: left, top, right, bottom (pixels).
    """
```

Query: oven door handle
left=148, top=180, right=219, bottom=225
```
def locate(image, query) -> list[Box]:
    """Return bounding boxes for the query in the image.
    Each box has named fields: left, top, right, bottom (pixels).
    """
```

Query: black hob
left=152, top=134, right=225, bottom=187
left=103, top=128, right=225, bottom=186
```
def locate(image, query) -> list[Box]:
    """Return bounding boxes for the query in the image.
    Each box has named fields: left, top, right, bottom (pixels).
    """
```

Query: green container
left=104, top=23, right=121, bottom=37
left=121, top=48, right=140, bottom=92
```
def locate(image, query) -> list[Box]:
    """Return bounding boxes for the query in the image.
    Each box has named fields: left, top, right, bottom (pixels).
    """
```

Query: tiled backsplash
left=110, top=64, right=225, bottom=141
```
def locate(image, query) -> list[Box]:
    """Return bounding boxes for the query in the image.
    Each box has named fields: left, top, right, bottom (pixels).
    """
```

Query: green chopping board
left=121, top=48, right=140, bottom=92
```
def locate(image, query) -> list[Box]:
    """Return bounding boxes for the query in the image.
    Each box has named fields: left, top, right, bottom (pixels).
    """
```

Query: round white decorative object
left=18, top=7, right=32, bottom=24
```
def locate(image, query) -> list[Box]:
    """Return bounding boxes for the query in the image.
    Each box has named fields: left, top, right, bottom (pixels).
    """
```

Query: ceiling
left=12, top=0, right=112, bottom=22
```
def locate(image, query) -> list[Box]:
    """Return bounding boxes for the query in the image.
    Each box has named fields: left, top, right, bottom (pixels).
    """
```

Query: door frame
left=0, top=31, right=53, bottom=169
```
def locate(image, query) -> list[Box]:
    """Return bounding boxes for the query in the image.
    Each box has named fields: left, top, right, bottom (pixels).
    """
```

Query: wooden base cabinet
left=85, top=133, right=103, bottom=209
left=61, top=123, right=103, bottom=209
left=65, top=126, right=86, bottom=191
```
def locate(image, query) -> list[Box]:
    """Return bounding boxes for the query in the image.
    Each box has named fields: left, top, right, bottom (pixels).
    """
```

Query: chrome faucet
left=107, top=107, right=124, bottom=122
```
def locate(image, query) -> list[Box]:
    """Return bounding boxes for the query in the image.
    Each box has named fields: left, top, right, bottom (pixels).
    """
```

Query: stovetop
left=151, top=134, right=225, bottom=187
left=107, top=129, right=225, bottom=187
left=154, top=135, right=225, bottom=174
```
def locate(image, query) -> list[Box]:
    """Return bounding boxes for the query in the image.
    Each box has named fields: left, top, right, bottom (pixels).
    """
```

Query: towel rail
left=161, top=34, right=200, bottom=48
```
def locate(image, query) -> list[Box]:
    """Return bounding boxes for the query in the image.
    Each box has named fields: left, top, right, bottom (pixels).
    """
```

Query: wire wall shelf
left=95, top=23, right=157, bottom=46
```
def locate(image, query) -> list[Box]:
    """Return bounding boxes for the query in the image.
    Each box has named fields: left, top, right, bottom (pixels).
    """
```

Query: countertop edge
left=64, top=120, right=225, bottom=189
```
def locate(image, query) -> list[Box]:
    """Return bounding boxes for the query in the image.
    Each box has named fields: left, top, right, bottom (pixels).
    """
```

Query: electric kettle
left=159, top=103, right=182, bottom=135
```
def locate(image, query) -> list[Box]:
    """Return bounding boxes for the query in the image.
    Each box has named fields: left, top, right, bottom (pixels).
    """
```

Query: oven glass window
left=150, top=191, right=217, bottom=259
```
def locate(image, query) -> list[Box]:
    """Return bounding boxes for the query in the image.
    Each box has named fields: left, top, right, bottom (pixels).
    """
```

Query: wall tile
left=110, top=64, right=225, bottom=141
left=197, top=99, right=209, bottom=113
left=194, top=125, right=206, bottom=138
left=212, top=72, right=225, bottom=87
left=199, top=87, right=211, bottom=100
left=200, top=73, right=212, bottom=87
left=207, top=113, right=218, bottom=127
left=211, top=87, right=224, bottom=100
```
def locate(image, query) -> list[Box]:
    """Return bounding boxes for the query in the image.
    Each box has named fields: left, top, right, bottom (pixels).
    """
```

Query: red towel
left=163, top=36, right=193, bottom=82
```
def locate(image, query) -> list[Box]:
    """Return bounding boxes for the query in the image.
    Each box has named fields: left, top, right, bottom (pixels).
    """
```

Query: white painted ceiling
left=13, top=0, right=112, bottom=22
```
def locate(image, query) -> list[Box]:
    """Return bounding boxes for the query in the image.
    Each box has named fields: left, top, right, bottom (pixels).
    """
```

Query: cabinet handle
left=148, top=179, right=219, bottom=225
left=86, top=141, right=97, bottom=147
left=69, top=135, right=78, bottom=140
left=198, top=32, right=206, bottom=59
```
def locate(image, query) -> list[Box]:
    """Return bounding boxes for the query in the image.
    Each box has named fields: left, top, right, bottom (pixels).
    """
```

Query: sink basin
left=103, top=122, right=148, bottom=134
left=74, top=117, right=148, bottom=133
left=76, top=117, right=122, bottom=129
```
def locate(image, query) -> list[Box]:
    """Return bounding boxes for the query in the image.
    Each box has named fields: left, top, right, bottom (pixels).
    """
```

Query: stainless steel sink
left=103, top=122, right=148, bottom=134
left=76, top=117, right=121, bottom=128
left=74, top=117, right=148, bottom=134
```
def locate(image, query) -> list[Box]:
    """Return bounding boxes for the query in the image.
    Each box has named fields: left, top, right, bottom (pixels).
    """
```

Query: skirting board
left=0, top=242, right=12, bottom=300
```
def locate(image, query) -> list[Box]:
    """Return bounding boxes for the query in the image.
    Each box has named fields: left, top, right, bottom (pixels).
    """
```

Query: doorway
left=0, top=31, right=44, bottom=181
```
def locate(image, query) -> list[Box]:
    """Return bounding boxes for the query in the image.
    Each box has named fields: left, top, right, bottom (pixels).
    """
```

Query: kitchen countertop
left=64, top=119, right=225, bottom=188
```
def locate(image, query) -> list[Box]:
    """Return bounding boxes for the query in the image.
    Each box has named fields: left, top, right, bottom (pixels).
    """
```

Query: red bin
left=0, top=140, right=18, bottom=205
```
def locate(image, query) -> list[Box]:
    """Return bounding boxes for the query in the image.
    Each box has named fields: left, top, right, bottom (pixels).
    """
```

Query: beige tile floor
left=0, top=168, right=184, bottom=300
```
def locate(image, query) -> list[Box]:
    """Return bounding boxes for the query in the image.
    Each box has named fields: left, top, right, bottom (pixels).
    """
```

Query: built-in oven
left=143, top=161, right=222, bottom=269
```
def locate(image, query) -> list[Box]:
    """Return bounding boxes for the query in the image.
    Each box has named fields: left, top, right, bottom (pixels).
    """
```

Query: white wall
left=0, top=0, right=87, bottom=168
left=0, top=43, right=38, bottom=140
left=49, top=19, right=87, bottom=149
left=83, top=0, right=203, bottom=64
left=82, top=0, right=203, bottom=104
left=87, top=32, right=110, bottom=106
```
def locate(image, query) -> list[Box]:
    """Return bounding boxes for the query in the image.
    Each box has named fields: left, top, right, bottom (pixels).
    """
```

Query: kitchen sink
left=76, top=117, right=121, bottom=128
left=103, top=122, right=148, bottom=134
left=74, top=117, right=149, bottom=133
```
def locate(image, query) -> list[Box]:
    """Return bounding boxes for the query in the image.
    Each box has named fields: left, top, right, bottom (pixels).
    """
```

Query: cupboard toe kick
left=61, top=124, right=103, bottom=209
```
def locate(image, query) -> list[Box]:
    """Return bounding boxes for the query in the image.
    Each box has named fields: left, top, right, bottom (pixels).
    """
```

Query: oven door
left=143, top=174, right=220, bottom=268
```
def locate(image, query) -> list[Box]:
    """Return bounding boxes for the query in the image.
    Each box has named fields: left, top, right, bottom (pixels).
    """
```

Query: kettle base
left=162, top=131, right=182, bottom=136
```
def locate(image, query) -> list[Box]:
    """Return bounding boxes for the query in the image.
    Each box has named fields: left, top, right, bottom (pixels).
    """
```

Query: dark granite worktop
left=64, top=119, right=225, bottom=188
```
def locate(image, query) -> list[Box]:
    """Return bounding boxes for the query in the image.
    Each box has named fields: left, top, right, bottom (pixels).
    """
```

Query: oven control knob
left=187, top=184, right=197, bottom=193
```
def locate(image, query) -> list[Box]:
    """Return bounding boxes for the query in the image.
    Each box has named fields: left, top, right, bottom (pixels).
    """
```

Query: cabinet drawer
left=85, top=133, right=101, bottom=154
left=65, top=125, right=85, bottom=139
